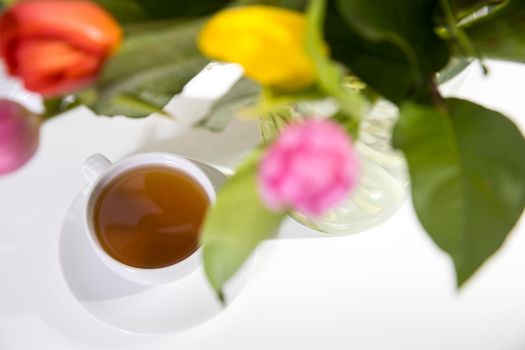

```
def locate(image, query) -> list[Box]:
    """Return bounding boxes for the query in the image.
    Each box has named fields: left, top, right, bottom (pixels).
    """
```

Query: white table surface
left=0, top=61, right=524, bottom=350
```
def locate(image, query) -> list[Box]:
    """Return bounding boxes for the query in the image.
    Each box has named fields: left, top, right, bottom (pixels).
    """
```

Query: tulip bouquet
left=1, top=0, right=525, bottom=301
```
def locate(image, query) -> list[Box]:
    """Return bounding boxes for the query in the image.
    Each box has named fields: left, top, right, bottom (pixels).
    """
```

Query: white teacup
left=81, top=153, right=216, bottom=285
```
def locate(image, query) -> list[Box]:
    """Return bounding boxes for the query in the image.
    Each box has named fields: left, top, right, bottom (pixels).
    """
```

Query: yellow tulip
left=198, top=6, right=316, bottom=90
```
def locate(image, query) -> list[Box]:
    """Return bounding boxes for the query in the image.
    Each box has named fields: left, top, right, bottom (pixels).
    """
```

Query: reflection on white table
left=0, top=61, right=524, bottom=350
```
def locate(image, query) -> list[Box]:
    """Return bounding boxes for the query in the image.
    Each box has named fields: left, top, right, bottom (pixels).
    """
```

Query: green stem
left=305, top=0, right=367, bottom=122
left=440, top=0, right=488, bottom=74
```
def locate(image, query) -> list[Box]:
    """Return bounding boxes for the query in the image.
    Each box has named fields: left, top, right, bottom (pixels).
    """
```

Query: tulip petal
left=0, top=1, right=122, bottom=96
left=16, top=39, right=99, bottom=96
left=2, top=1, right=121, bottom=55
left=0, top=100, right=40, bottom=175
left=198, top=6, right=316, bottom=90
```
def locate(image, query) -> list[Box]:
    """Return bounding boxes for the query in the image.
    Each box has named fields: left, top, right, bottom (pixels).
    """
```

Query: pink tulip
left=0, top=99, right=40, bottom=175
left=258, top=119, right=360, bottom=216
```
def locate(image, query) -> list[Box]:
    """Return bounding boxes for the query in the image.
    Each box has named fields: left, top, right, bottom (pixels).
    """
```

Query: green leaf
left=236, top=0, right=307, bottom=9
left=464, top=0, right=525, bottom=63
left=201, top=150, right=286, bottom=299
left=436, top=57, right=473, bottom=84
left=276, top=0, right=308, bottom=9
left=324, top=10, right=412, bottom=104
left=337, top=0, right=450, bottom=73
left=325, top=0, right=450, bottom=103
left=80, top=20, right=208, bottom=117
left=393, top=98, right=525, bottom=285
left=197, top=78, right=261, bottom=131
left=331, top=110, right=359, bottom=140
left=42, top=97, right=82, bottom=120
left=94, top=0, right=232, bottom=22
left=452, top=0, right=507, bottom=20
left=454, top=0, right=504, bottom=10
left=0, top=0, right=17, bottom=7
left=91, top=0, right=149, bottom=23
left=134, top=0, right=232, bottom=19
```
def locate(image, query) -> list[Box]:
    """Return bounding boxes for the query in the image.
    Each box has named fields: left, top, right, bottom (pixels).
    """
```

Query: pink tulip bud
left=0, top=99, right=40, bottom=175
left=258, top=119, right=360, bottom=216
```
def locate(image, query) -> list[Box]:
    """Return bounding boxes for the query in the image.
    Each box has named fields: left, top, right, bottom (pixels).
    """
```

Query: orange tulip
left=0, top=0, right=122, bottom=97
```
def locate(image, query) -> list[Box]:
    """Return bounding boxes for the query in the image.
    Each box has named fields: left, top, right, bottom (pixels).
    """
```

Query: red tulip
left=0, top=99, right=40, bottom=175
left=0, top=0, right=122, bottom=97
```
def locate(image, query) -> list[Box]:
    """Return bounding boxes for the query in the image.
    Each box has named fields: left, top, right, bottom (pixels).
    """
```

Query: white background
left=0, top=61, right=524, bottom=350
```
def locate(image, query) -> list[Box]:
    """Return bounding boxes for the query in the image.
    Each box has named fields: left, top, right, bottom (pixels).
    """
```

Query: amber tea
left=93, top=166, right=209, bottom=269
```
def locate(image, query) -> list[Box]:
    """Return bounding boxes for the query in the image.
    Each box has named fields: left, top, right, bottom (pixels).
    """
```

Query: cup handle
left=82, top=153, right=112, bottom=184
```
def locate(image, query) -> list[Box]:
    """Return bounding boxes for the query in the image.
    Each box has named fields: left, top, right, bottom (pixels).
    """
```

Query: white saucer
left=58, top=161, right=251, bottom=335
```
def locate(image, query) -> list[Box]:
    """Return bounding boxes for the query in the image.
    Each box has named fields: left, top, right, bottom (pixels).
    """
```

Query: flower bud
left=0, top=99, right=40, bottom=175
left=259, top=119, right=360, bottom=216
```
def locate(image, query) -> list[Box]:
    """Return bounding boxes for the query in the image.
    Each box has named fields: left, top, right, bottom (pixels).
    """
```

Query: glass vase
left=259, top=99, right=409, bottom=235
